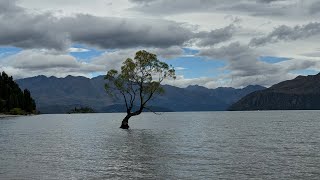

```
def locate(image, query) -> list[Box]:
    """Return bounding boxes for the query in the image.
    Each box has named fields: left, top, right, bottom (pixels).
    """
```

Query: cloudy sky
left=1, top=0, right=320, bottom=88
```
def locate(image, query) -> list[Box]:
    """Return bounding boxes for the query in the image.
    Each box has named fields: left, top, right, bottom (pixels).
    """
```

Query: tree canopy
left=0, top=71, right=36, bottom=114
left=105, top=50, right=176, bottom=129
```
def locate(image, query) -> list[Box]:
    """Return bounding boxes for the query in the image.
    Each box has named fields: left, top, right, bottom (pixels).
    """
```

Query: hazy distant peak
left=16, top=75, right=265, bottom=113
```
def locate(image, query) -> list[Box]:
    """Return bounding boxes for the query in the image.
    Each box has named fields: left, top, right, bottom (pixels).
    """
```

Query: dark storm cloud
left=60, top=14, right=193, bottom=49
left=0, top=0, right=237, bottom=51
left=195, top=25, right=235, bottom=47
left=129, top=0, right=227, bottom=15
left=129, top=0, right=300, bottom=17
left=0, top=0, right=195, bottom=50
left=250, top=22, right=320, bottom=46
left=0, top=0, right=69, bottom=50
left=0, top=15, right=69, bottom=50
left=0, top=0, right=22, bottom=14
left=256, top=0, right=284, bottom=3
left=309, top=1, right=320, bottom=14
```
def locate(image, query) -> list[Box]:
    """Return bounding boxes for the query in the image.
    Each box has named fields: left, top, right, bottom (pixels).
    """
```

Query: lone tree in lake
left=105, top=50, right=176, bottom=129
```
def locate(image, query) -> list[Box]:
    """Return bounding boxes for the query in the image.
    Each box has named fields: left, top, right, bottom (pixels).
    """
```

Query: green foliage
left=9, top=108, right=26, bottom=115
left=0, top=71, right=36, bottom=114
left=68, top=107, right=95, bottom=114
left=105, top=50, right=175, bottom=116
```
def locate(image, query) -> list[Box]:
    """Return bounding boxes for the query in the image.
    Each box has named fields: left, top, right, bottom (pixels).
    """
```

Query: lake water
left=0, top=111, right=320, bottom=179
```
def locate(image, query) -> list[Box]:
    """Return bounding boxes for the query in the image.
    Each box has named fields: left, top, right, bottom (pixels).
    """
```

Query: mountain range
left=229, top=73, right=320, bottom=110
left=16, top=75, right=265, bottom=114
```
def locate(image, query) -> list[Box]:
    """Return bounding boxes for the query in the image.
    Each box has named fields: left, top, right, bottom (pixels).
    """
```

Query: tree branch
left=119, top=91, right=129, bottom=111
left=144, top=106, right=162, bottom=115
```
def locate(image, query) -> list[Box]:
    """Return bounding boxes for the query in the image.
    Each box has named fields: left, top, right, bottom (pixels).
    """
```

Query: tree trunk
left=120, top=114, right=131, bottom=129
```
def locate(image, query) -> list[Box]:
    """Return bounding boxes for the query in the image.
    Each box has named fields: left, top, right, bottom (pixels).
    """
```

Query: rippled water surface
left=1, top=111, right=320, bottom=179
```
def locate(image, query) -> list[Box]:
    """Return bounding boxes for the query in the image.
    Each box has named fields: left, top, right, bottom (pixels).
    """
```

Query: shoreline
left=0, top=114, right=23, bottom=118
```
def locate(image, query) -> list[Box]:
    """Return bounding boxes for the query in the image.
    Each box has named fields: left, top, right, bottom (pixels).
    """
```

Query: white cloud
left=0, top=0, right=320, bottom=88
left=91, top=47, right=184, bottom=69
left=175, top=67, right=187, bottom=70
left=68, top=47, right=90, bottom=53
left=0, top=50, right=105, bottom=79
left=198, top=40, right=320, bottom=88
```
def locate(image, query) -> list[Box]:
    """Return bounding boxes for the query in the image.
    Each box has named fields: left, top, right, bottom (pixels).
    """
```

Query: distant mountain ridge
left=229, top=73, right=320, bottom=111
left=16, top=75, right=265, bottom=114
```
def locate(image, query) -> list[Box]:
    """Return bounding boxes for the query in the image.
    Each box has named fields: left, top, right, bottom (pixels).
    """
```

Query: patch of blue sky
left=69, top=44, right=105, bottom=61
left=259, top=56, right=291, bottom=64
left=163, top=55, right=226, bottom=78
left=290, top=69, right=318, bottom=76
left=0, top=46, right=22, bottom=58
left=182, top=48, right=199, bottom=55
left=90, top=72, right=105, bottom=78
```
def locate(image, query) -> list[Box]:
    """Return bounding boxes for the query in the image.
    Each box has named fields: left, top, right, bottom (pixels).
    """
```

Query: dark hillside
left=229, top=73, right=320, bottom=110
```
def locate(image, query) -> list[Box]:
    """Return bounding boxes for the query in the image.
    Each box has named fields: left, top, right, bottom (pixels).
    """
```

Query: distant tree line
left=0, top=72, right=36, bottom=114
left=68, top=106, right=95, bottom=114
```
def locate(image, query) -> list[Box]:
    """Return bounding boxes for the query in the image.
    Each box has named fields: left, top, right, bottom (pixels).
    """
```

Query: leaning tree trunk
left=120, top=114, right=131, bottom=129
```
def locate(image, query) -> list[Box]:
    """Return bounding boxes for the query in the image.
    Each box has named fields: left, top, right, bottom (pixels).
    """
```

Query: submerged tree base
left=120, top=124, right=130, bottom=129
left=120, top=116, right=130, bottom=129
